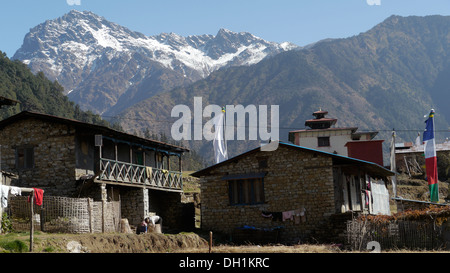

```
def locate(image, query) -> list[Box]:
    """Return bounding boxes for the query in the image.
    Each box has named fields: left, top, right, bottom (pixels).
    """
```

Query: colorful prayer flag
left=423, top=109, right=439, bottom=202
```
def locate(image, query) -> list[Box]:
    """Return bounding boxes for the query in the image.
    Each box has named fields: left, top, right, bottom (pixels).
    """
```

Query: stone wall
left=396, top=150, right=450, bottom=181
left=395, top=199, right=448, bottom=213
left=0, top=118, right=78, bottom=196
left=148, top=190, right=194, bottom=232
left=119, top=187, right=193, bottom=232
left=121, top=187, right=147, bottom=227
left=200, top=145, right=336, bottom=243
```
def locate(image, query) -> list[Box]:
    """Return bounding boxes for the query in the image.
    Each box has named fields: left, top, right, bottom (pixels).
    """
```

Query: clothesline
left=0, top=185, right=44, bottom=252
left=262, top=207, right=307, bottom=224
left=0, top=185, right=44, bottom=208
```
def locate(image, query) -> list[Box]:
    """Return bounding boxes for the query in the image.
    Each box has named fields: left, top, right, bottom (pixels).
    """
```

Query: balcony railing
left=98, top=158, right=183, bottom=191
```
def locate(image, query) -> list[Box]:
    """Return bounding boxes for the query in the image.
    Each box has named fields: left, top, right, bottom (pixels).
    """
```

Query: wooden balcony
left=98, top=158, right=183, bottom=192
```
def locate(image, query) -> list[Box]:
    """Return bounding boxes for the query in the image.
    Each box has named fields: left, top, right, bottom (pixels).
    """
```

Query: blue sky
left=1, top=0, right=450, bottom=58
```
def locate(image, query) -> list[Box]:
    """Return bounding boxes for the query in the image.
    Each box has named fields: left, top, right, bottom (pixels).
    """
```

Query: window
left=16, top=147, right=34, bottom=169
left=228, top=178, right=265, bottom=205
left=318, top=136, right=330, bottom=147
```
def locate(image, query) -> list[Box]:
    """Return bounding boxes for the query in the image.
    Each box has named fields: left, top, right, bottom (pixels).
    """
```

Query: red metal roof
left=304, top=118, right=337, bottom=123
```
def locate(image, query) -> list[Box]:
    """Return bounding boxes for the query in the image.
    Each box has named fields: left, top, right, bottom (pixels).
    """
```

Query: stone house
left=192, top=142, right=393, bottom=244
left=0, top=111, right=191, bottom=230
left=395, top=140, right=450, bottom=177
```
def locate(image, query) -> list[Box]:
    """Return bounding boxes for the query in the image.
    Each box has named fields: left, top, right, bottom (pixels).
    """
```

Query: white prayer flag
left=213, top=111, right=228, bottom=164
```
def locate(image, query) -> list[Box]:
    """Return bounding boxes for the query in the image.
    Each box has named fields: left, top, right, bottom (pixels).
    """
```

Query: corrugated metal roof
left=192, top=141, right=394, bottom=178
left=289, top=127, right=358, bottom=133
left=0, top=111, right=189, bottom=153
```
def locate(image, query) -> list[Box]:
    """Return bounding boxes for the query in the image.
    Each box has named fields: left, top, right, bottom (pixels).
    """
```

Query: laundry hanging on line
left=0, top=185, right=23, bottom=208
left=283, top=208, right=306, bottom=223
left=261, top=211, right=282, bottom=221
left=27, top=188, right=44, bottom=206
left=282, top=210, right=294, bottom=221
left=0, top=185, right=8, bottom=208
left=262, top=208, right=306, bottom=224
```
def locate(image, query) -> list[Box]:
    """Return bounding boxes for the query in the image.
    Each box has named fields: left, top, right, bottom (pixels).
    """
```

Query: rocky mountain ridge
left=13, top=10, right=298, bottom=115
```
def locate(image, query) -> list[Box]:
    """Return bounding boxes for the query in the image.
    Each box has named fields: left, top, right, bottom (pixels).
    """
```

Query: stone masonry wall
left=200, top=145, right=336, bottom=243
left=0, top=118, right=77, bottom=196
left=148, top=190, right=188, bottom=231
left=121, top=187, right=147, bottom=227
left=121, top=187, right=189, bottom=231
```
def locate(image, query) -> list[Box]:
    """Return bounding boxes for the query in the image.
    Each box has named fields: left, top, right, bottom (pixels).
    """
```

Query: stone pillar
left=121, top=187, right=149, bottom=226
left=143, top=188, right=149, bottom=217
left=100, top=183, right=107, bottom=201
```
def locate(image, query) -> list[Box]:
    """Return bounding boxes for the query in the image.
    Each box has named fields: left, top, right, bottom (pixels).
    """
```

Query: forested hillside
left=0, top=51, right=203, bottom=170
left=0, top=51, right=116, bottom=127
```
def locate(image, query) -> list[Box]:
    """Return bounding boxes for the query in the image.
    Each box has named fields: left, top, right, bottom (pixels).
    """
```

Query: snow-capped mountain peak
left=13, top=10, right=299, bottom=115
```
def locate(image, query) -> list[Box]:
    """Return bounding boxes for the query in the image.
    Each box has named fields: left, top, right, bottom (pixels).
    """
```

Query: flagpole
left=390, top=129, right=397, bottom=198
left=432, top=109, right=438, bottom=200
left=424, top=109, right=438, bottom=203
left=431, top=109, right=439, bottom=203
left=222, top=106, right=227, bottom=159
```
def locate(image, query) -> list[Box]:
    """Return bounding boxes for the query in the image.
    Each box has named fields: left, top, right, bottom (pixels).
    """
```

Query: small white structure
left=289, top=110, right=378, bottom=156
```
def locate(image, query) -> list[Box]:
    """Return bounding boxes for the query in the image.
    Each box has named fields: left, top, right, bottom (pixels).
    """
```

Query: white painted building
left=288, top=110, right=383, bottom=165
left=290, top=127, right=358, bottom=156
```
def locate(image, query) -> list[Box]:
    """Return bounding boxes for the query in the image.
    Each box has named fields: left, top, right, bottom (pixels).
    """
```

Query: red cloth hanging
left=27, top=188, right=44, bottom=206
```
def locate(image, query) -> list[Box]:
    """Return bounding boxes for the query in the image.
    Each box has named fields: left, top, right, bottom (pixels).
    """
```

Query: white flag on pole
left=415, top=133, right=421, bottom=147
left=213, top=111, right=228, bottom=164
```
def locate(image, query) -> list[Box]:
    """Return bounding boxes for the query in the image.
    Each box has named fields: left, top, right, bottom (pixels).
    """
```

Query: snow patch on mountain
left=14, top=10, right=299, bottom=85
left=12, top=10, right=299, bottom=114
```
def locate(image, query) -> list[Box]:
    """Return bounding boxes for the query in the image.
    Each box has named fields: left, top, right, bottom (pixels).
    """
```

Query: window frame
left=228, top=178, right=265, bottom=206
left=15, top=146, right=35, bottom=169
left=317, top=136, right=330, bottom=147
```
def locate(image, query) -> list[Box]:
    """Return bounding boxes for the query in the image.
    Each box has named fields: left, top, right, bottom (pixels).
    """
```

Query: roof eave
left=0, top=111, right=189, bottom=153
left=192, top=142, right=394, bottom=178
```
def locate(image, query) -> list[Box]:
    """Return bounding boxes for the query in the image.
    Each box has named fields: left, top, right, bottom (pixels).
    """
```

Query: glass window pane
left=17, top=148, right=25, bottom=168
left=243, top=180, right=250, bottom=204
left=228, top=178, right=265, bottom=205
left=26, top=148, right=34, bottom=168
